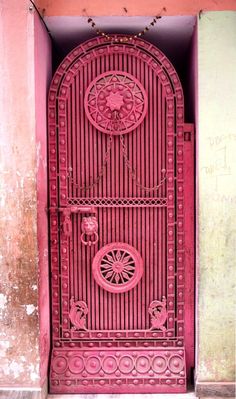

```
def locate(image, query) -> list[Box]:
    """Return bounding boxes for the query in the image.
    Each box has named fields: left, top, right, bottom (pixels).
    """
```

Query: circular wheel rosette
left=84, top=71, right=148, bottom=135
left=92, top=242, right=143, bottom=293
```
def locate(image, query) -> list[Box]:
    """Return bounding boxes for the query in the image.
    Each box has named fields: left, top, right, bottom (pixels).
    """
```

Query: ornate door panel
left=48, top=36, right=194, bottom=394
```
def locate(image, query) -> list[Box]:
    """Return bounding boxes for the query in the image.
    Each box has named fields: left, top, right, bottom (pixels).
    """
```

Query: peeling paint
left=0, top=293, right=7, bottom=309
left=25, top=304, right=36, bottom=315
left=0, top=0, right=41, bottom=386
left=10, top=361, right=24, bottom=378
left=0, top=340, right=10, bottom=357
left=30, top=371, right=39, bottom=381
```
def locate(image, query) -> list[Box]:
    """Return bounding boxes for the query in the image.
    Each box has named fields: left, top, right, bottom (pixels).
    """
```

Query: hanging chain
left=69, top=105, right=166, bottom=192
left=120, top=134, right=166, bottom=192
left=84, top=10, right=165, bottom=43
left=68, top=134, right=113, bottom=191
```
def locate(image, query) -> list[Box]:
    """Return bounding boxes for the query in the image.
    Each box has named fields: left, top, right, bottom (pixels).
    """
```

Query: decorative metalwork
left=120, top=134, right=167, bottom=192
left=68, top=135, right=113, bottom=191
left=68, top=197, right=167, bottom=207
left=50, top=347, right=186, bottom=393
left=48, top=35, right=193, bottom=394
left=84, top=71, right=148, bottom=135
left=92, top=243, right=143, bottom=293
left=148, top=297, right=167, bottom=331
left=81, top=216, right=99, bottom=246
left=69, top=298, right=88, bottom=330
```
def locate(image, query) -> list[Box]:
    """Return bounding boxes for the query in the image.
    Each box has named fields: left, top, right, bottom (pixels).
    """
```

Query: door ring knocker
left=81, top=216, right=99, bottom=246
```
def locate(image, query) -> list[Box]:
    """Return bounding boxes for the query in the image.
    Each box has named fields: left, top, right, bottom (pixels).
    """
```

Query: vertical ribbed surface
left=67, top=53, right=167, bottom=331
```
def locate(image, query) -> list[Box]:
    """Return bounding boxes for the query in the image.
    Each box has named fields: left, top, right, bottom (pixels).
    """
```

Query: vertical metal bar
left=158, top=78, right=162, bottom=298
left=140, top=59, right=146, bottom=330
left=94, top=56, right=101, bottom=330
left=162, top=84, right=166, bottom=297
left=128, top=52, right=133, bottom=330
left=100, top=54, right=107, bottom=331
left=87, top=58, right=93, bottom=329
left=149, top=67, right=154, bottom=306
left=135, top=55, right=142, bottom=329
left=83, top=65, right=89, bottom=313
left=118, top=52, right=125, bottom=330
left=132, top=54, right=138, bottom=329
left=145, top=57, right=150, bottom=328
left=153, top=72, right=158, bottom=302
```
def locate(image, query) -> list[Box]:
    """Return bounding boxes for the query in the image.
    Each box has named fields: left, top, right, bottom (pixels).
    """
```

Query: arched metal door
left=48, top=36, right=194, bottom=394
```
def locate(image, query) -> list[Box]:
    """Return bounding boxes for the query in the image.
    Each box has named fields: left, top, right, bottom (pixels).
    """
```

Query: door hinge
left=184, top=131, right=191, bottom=141
left=184, top=123, right=194, bottom=142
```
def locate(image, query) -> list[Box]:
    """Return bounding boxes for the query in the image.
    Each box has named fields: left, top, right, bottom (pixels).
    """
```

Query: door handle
left=81, top=216, right=99, bottom=246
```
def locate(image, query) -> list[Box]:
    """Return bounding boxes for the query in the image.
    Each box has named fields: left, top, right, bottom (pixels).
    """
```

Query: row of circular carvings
left=53, top=339, right=184, bottom=349
left=52, top=352, right=185, bottom=376
left=51, top=377, right=185, bottom=387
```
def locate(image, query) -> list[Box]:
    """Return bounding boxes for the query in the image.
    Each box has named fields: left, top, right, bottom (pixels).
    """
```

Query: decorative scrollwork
left=148, top=297, right=167, bottom=331
left=69, top=297, right=88, bottom=330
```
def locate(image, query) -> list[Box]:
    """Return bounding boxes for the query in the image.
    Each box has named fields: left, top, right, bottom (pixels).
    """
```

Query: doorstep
left=48, top=392, right=197, bottom=399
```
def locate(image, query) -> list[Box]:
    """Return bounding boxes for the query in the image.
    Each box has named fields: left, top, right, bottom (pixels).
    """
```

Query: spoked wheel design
left=92, top=242, right=143, bottom=293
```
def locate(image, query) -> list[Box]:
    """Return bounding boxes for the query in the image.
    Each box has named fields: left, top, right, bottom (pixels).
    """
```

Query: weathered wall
left=0, top=0, right=51, bottom=389
left=34, top=10, right=52, bottom=386
left=197, top=10, right=236, bottom=387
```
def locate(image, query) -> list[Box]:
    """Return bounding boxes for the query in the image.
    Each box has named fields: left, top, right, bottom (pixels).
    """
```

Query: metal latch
left=50, top=206, right=98, bottom=245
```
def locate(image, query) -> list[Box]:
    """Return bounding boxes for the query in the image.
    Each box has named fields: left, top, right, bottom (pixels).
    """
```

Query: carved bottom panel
left=50, top=346, right=186, bottom=394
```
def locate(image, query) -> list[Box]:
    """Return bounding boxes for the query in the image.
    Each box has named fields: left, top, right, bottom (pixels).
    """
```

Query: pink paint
left=183, top=123, right=195, bottom=379
left=92, top=242, right=144, bottom=293
left=180, top=22, right=198, bottom=382
left=37, top=0, right=236, bottom=16
left=84, top=71, right=148, bottom=135
left=0, top=1, right=42, bottom=388
left=48, top=35, right=194, bottom=394
left=34, top=11, right=52, bottom=386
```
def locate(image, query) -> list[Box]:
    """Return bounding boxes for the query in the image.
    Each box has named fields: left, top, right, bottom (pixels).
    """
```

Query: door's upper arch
left=48, top=35, right=185, bottom=204
left=48, top=35, right=184, bottom=118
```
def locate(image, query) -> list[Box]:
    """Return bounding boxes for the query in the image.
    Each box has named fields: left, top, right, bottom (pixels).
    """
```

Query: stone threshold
left=48, top=393, right=197, bottom=399
left=0, top=391, right=196, bottom=399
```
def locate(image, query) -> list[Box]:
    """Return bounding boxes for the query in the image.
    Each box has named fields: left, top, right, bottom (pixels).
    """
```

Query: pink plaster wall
left=34, top=12, right=52, bottom=386
left=0, top=0, right=51, bottom=389
left=36, top=0, right=236, bottom=16
left=0, top=0, right=40, bottom=387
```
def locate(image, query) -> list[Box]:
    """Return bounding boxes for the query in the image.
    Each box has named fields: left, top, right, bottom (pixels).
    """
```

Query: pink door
left=48, top=36, right=194, bottom=394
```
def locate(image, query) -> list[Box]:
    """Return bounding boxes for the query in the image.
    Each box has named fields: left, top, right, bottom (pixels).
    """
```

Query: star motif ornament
left=106, top=92, right=124, bottom=111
